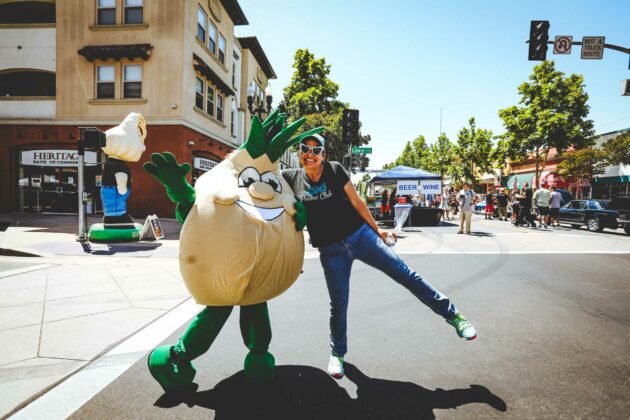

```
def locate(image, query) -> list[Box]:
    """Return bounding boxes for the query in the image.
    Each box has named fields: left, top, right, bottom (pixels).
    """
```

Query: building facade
left=591, top=128, right=630, bottom=199
left=0, top=0, right=286, bottom=218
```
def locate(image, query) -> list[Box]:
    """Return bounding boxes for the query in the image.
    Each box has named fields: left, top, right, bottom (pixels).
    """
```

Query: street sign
left=581, top=36, right=605, bottom=59
left=351, top=147, right=372, bottom=154
left=553, top=36, right=572, bottom=54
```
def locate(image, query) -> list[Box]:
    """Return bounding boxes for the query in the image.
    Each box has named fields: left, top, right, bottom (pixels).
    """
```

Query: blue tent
left=371, top=166, right=441, bottom=184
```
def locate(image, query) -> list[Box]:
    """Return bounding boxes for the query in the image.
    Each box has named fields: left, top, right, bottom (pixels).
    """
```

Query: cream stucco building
left=0, top=0, right=291, bottom=217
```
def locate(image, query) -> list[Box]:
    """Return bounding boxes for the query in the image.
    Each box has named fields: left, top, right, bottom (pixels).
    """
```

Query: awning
left=370, top=166, right=441, bottom=184
left=593, top=175, right=630, bottom=184
left=193, top=53, right=235, bottom=97
left=77, top=44, right=153, bottom=61
left=505, top=172, right=534, bottom=189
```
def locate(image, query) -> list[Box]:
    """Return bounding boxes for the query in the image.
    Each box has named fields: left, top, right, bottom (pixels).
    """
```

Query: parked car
left=558, top=199, right=623, bottom=233
left=607, top=197, right=630, bottom=235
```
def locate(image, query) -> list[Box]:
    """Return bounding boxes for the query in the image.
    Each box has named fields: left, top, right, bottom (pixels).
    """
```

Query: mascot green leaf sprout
left=144, top=111, right=322, bottom=392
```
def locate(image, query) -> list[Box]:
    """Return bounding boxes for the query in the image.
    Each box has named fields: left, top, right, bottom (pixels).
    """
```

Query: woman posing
left=282, top=134, right=476, bottom=379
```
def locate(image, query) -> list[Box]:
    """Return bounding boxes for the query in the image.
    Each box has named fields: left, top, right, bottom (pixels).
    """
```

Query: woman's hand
left=377, top=228, right=396, bottom=243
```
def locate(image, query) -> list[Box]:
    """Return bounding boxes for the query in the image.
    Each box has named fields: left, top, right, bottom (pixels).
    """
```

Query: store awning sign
left=21, top=150, right=97, bottom=166
left=419, top=180, right=442, bottom=194
left=396, top=180, right=418, bottom=195
left=193, top=157, right=219, bottom=172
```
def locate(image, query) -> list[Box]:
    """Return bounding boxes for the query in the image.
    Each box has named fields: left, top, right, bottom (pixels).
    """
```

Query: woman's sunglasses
left=300, top=144, right=324, bottom=156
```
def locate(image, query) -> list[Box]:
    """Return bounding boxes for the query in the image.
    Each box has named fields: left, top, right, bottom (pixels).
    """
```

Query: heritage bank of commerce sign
left=21, top=150, right=98, bottom=167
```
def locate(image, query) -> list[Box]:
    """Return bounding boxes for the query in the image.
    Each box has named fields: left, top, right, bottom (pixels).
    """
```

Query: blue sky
left=237, top=0, right=630, bottom=168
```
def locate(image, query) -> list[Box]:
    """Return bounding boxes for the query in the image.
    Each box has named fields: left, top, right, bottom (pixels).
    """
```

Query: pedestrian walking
left=457, top=182, right=478, bottom=234
left=380, top=189, right=388, bottom=220
left=441, top=187, right=452, bottom=221
left=282, top=134, right=477, bottom=379
left=510, top=189, right=521, bottom=224
left=484, top=189, right=494, bottom=220
left=516, top=182, right=536, bottom=228
left=549, top=186, right=562, bottom=227
left=533, top=184, right=551, bottom=229
left=388, top=187, right=398, bottom=219
left=449, top=187, right=459, bottom=217
left=496, top=189, right=509, bottom=221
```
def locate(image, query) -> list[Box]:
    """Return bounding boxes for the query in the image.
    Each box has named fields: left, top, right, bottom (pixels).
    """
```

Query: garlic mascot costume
left=144, top=111, right=322, bottom=392
left=88, top=112, right=147, bottom=241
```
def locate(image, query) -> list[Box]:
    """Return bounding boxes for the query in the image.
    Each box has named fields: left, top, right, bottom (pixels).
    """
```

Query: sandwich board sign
left=140, top=214, right=165, bottom=240
left=581, top=37, right=605, bottom=59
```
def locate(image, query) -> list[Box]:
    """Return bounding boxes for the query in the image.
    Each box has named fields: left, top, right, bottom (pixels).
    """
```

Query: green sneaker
left=447, top=313, right=477, bottom=340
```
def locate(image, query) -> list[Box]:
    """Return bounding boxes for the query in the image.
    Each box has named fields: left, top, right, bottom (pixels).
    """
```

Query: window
left=230, top=109, right=235, bottom=136
left=97, top=0, right=116, bottom=25
left=206, top=86, right=215, bottom=117
left=123, top=64, right=142, bottom=98
left=208, top=21, right=217, bottom=54
left=0, top=70, right=55, bottom=96
left=218, top=34, right=226, bottom=64
left=232, top=52, right=240, bottom=88
left=96, top=65, right=115, bottom=98
left=216, top=94, right=224, bottom=122
left=0, top=2, right=56, bottom=24
left=124, top=0, right=143, bottom=24
left=195, top=77, right=204, bottom=109
left=197, top=7, right=207, bottom=42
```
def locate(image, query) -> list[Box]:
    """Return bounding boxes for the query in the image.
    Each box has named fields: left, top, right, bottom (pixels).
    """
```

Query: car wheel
left=625, top=226, right=630, bottom=235
left=570, top=224, right=581, bottom=229
left=586, top=217, right=603, bottom=232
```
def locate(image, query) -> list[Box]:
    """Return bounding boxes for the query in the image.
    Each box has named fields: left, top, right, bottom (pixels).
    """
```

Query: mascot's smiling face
left=177, top=113, right=323, bottom=306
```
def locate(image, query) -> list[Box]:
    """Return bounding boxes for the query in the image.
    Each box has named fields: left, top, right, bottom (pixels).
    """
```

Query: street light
left=247, top=81, right=273, bottom=118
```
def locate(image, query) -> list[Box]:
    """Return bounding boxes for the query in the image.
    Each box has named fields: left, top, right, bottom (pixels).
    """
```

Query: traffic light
left=342, top=109, right=359, bottom=145
left=528, top=20, right=550, bottom=61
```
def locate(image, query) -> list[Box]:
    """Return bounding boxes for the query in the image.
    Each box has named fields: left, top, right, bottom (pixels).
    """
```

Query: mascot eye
left=238, top=167, right=261, bottom=188
left=261, top=172, right=282, bottom=193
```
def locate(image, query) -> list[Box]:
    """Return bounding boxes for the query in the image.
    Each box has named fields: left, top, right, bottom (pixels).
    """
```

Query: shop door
left=18, top=166, right=78, bottom=213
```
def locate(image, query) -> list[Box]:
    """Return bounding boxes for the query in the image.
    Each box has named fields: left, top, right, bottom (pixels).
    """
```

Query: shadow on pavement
left=82, top=241, right=162, bottom=255
left=154, top=364, right=506, bottom=419
left=468, top=232, right=495, bottom=237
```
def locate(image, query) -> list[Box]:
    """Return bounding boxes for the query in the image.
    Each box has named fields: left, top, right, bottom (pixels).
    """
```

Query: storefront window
left=18, top=149, right=102, bottom=213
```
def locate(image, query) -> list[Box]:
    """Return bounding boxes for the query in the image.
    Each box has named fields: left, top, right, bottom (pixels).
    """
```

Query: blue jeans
left=318, top=223, right=458, bottom=357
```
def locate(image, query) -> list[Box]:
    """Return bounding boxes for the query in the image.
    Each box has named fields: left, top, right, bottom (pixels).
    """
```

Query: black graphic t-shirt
left=102, top=157, right=131, bottom=188
left=282, top=161, right=364, bottom=247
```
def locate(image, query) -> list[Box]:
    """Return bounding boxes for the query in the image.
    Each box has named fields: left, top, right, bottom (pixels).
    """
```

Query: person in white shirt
left=549, top=186, right=563, bottom=228
left=532, top=184, right=551, bottom=229
left=458, top=182, right=478, bottom=234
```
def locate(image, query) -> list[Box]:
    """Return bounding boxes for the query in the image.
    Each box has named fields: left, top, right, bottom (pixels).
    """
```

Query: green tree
left=498, top=61, right=594, bottom=186
left=425, top=134, right=455, bottom=177
left=280, top=48, right=370, bottom=165
left=455, top=117, right=494, bottom=186
left=558, top=148, right=607, bottom=197
left=602, top=130, right=630, bottom=166
left=383, top=135, right=429, bottom=169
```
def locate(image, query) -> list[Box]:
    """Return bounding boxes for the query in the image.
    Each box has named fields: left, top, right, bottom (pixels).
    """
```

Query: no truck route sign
left=581, top=36, right=605, bottom=59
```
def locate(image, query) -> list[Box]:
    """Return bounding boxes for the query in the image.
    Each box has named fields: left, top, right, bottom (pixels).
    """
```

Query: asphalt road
left=68, top=252, right=630, bottom=419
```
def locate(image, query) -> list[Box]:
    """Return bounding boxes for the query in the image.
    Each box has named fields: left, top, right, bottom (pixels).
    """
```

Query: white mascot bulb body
left=178, top=148, right=304, bottom=306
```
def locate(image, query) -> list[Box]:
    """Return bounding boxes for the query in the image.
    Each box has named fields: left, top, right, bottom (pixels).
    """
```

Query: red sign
left=397, top=197, right=407, bottom=204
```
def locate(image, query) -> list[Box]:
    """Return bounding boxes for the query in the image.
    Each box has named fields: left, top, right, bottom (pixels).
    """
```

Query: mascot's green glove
left=143, top=152, right=195, bottom=204
left=294, top=199, right=307, bottom=231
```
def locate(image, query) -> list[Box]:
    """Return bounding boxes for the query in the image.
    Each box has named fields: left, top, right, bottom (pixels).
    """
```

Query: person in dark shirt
left=282, top=134, right=476, bottom=380
left=484, top=189, right=494, bottom=220
left=515, top=182, right=536, bottom=228
left=496, top=189, right=509, bottom=221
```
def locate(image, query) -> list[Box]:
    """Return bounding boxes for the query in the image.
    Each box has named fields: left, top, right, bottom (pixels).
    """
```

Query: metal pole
left=77, top=136, right=87, bottom=241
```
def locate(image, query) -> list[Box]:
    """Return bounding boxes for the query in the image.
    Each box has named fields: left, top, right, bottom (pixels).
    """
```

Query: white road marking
left=0, top=264, right=54, bottom=278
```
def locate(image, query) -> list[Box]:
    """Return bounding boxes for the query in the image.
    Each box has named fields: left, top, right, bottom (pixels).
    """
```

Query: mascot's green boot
left=244, top=351, right=275, bottom=385
left=148, top=345, right=196, bottom=393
